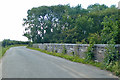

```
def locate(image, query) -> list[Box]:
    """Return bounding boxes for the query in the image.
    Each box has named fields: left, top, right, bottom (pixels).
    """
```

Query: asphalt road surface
left=1, top=46, right=118, bottom=78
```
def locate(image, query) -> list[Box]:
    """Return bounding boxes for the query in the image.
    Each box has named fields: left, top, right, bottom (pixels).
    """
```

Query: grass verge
left=0, top=45, right=27, bottom=58
left=27, top=47, right=120, bottom=78
left=27, top=47, right=103, bottom=67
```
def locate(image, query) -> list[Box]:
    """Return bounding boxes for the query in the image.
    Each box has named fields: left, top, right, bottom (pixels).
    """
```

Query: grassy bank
left=0, top=45, right=27, bottom=58
left=27, top=47, right=120, bottom=77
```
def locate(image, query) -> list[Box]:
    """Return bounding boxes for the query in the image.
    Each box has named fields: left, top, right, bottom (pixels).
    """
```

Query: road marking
left=61, top=65, right=90, bottom=78
left=51, top=62, right=78, bottom=78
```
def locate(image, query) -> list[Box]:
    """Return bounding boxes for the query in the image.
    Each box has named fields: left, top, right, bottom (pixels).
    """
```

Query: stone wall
left=32, top=43, right=120, bottom=62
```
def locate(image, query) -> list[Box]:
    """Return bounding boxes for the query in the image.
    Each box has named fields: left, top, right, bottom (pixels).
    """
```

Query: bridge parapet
left=33, top=43, right=120, bottom=62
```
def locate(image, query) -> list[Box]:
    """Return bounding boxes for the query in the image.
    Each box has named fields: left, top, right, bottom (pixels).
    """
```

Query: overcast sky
left=0, top=0, right=119, bottom=41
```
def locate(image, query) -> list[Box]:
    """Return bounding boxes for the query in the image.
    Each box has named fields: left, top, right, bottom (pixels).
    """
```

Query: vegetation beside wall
left=27, top=46, right=120, bottom=77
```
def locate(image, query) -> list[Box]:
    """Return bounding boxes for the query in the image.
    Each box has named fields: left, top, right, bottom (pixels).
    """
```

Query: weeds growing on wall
left=85, top=43, right=95, bottom=61
left=44, top=45, right=47, bottom=50
left=103, top=38, right=120, bottom=76
left=104, top=44, right=119, bottom=66
left=74, top=45, right=79, bottom=56
left=52, top=46, right=54, bottom=52
left=62, top=45, right=67, bottom=54
left=71, top=51, right=74, bottom=56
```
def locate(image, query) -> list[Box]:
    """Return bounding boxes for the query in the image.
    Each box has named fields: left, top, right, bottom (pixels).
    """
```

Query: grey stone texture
left=33, top=43, right=120, bottom=62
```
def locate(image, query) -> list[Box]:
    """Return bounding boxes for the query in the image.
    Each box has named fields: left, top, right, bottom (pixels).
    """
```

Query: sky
left=0, top=0, right=119, bottom=41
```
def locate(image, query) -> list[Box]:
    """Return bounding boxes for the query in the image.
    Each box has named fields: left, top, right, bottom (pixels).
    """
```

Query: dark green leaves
left=23, top=4, right=119, bottom=44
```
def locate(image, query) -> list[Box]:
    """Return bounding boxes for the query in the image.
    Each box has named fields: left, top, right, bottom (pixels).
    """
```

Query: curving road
left=1, top=46, right=118, bottom=78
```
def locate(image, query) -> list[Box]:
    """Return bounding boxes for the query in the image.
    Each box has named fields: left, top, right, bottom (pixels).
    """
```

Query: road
left=1, top=46, right=118, bottom=78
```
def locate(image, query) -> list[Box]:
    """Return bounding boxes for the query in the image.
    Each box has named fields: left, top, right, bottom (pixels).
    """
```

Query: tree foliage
left=2, top=39, right=29, bottom=47
left=23, top=4, right=119, bottom=44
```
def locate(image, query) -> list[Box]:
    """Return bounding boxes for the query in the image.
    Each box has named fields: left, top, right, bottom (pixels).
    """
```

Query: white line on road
left=51, top=62, right=78, bottom=78
left=61, top=64, right=90, bottom=78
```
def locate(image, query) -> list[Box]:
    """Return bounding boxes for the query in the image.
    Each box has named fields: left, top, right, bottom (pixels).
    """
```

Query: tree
left=87, top=3, right=108, bottom=11
left=101, top=15, right=118, bottom=44
left=23, top=4, right=119, bottom=44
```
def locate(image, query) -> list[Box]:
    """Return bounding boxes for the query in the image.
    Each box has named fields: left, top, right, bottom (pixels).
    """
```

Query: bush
left=85, top=43, right=95, bottom=61
left=2, top=39, right=29, bottom=47
left=104, top=39, right=119, bottom=66
left=28, top=42, right=33, bottom=47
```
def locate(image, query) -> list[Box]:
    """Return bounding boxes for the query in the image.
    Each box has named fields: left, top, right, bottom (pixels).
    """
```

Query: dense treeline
left=23, top=4, right=119, bottom=44
left=2, top=39, right=29, bottom=47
